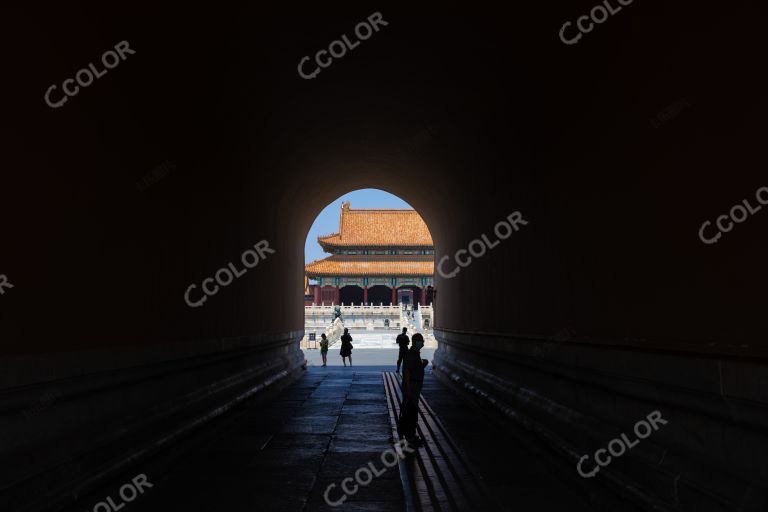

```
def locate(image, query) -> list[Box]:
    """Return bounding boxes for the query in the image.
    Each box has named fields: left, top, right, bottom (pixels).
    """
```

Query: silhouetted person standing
left=400, top=333, right=428, bottom=444
left=320, top=333, right=328, bottom=367
left=395, top=327, right=410, bottom=373
left=340, top=328, right=353, bottom=366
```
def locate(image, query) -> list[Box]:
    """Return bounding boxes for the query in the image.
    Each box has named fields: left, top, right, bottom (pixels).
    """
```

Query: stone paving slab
left=333, top=422, right=392, bottom=438
left=328, top=437, right=392, bottom=453
left=280, top=415, right=339, bottom=434
left=338, top=411, right=390, bottom=422
left=266, top=432, right=331, bottom=449
left=310, top=476, right=404, bottom=502
left=343, top=398, right=386, bottom=405
left=246, top=447, right=327, bottom=470
left=303, top=397, right=347, bottom=405
left=346, top=392, right=387, bottom=400
left=317, top=452, right=401, bottom=480
left=280, top=389, right=316, bottom=400
left=340, top=404, right=389, bottom=414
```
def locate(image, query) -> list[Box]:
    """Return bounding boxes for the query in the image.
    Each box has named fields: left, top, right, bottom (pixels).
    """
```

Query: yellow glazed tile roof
left=318, top=202, right=433, bottom=248
left=305, top=255, right=434, bottom=277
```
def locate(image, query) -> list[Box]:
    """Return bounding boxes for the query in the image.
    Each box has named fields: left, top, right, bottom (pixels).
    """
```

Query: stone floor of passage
left=62, top=366, right=597, bottom=512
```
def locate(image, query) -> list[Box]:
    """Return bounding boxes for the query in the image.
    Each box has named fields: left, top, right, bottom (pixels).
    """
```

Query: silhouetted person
left=395, top=327, right=410, bottom=373
left=340, top=328, right=353, bottom=366
left=400, top=333, right=428, bottom=444
left=320, top=333, right=328, bottom=367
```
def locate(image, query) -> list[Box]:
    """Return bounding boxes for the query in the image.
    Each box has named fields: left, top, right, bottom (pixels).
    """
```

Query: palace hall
left=305, top=202, right=434, bottom=306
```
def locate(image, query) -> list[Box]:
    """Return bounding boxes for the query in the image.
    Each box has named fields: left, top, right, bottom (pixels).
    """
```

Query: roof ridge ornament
left=339, top=201, right=351, bottom=240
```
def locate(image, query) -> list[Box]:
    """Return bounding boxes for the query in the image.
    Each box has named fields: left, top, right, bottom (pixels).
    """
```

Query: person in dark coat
left=320, top=333, right=329, bottom=367
left=340, top=328, right=353, bottom=366
left=395, top=327, right=410, bottom=373
left=400, top=333, right=428, bottom=444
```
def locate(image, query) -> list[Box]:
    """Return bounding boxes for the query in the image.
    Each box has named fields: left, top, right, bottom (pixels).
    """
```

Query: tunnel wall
left=0, top=332, right=304, bottom=512
left=433, top=331, right=768, bottom=512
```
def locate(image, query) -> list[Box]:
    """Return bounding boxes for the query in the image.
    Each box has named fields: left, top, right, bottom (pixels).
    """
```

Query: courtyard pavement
left=303, top=347, right=436, bottom=368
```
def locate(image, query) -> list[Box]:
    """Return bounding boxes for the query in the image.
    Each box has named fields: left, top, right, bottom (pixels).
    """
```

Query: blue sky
left=305, top=188, right=413, bottom=264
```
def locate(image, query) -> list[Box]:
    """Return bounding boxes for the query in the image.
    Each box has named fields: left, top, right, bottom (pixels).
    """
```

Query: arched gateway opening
left=302, top=188, right=436, bottom=359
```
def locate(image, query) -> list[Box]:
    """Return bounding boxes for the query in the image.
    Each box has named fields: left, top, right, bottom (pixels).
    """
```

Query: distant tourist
left=395, top=327, right=410, bottom=373
left=340, top=328, right=353, bottom=366
left=400, top=333, right=429, bottom=445
left=320, top=333, right=329, bottom=367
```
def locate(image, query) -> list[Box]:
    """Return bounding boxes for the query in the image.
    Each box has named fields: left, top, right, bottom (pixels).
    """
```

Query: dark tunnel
left=1, top=3, right=767, bottom=512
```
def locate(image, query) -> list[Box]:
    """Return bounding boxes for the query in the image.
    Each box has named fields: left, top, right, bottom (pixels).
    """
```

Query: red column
left=314, top=286, right=321, bottom=305
left=420, top=287, right=426, bottom=305
left=334, top=286, right=340, bottom=305
left=391, top=287, right=397, bottom=305
left=363, top=286, right=368, bottom=305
